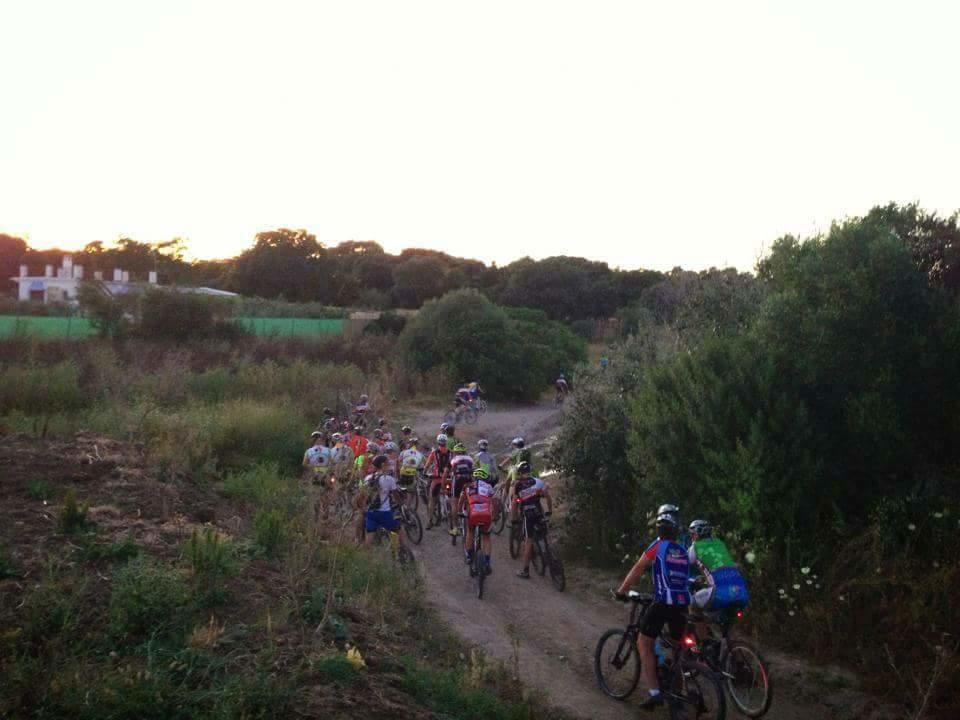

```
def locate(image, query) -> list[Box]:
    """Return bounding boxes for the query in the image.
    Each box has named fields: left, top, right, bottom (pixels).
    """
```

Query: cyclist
left=400, top=425, right=414, bottom=445
left=347, top=426, right=369, bottom=461
left=473, top=439, right=499, bottom=486
left=499, top=437, right=531, bottom=519
left=467, top=381, right=483, bottom=409
left=512, top=461, right=553, bottom=579
left=303, top=431, right=333, bottom=487
left=383, top=441, right=400, bottom=478
left=441, top=422, right=458, bottom=446
left=357, top=455, right=409, bottom=552
left=457, top=466, right=496, bottom=576
left=448, top=442, right=475, bottom=537
left=377, top=418, right=393, bottom=442
left=398, top=437, right=424, bottom=502
left=555, top=373, right=569, bottom=402
left=454, top=385, right=472, bottom=409
left=354, top=394, right=370, bottom=415
left=687, top=519, right=749, bottom=614
left=615, top=510, right=690, bottom=710
left=424, top=433, right=453, bottom=529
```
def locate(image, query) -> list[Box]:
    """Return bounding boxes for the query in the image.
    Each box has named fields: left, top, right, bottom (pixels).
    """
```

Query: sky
left=1, top=1, right=958, bottom=272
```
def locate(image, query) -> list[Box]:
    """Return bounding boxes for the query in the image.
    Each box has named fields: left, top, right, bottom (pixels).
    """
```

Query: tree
left=392, top=256, right=447, bottom=308
left=0, top=233, right=28, bottom=297
left=227, top=229, right=324, bottom=301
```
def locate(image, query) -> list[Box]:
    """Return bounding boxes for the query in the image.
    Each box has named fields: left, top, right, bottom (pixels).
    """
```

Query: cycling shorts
left=707, top=568, right=750, bottom=610
left=520, top=508, right=544, bottom=538
left=640, top=602, right=688, bottom=640
left=430, top=476, right=452, bottom=498
left=453, top=475, right=472, bottom=500
left=398, top=468, right=417, bottom=487
left=365, top=510, right=399, bottom=533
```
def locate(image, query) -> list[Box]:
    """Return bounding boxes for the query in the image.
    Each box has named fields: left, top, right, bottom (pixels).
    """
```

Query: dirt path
left=409, top=402, right=898, bottom=720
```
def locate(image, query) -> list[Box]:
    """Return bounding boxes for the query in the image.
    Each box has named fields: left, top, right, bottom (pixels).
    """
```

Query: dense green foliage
left=555, top=204, right=960, bottom=714
left=398, top=289, right=586, bottom=401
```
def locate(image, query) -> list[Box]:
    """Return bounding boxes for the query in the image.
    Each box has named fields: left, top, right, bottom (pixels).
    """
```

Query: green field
left=0, top=315, right=344, bottom=338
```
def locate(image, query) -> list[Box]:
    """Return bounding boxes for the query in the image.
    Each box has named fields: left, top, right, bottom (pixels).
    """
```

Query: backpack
left=365, top=472, right=384, bottom=512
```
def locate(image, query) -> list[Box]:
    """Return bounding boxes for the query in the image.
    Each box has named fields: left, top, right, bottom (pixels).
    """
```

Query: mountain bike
left=458, top=512, right=490, bottom=599
left=395, top=490, right=423, bottom=545
left=443, top=403, right=478, bottom=426
left=689, top=608, right=772, bottom=717
left=509, top=510, right=565, bottom=591
left=594, top=591, right=726, bottom=719
left=372, top=521, right=415, bottom=567
left=429, top=477, right=455, bottom=545
left=491, top=483, right=508, bottom=535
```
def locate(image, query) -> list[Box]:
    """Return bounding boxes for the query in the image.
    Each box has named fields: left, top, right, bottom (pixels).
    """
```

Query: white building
left=11, top=255, right=237, bottom=303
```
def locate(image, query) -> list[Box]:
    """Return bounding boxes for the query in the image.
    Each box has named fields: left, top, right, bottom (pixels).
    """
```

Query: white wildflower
left=934, top=512, right=943, bottom=519
left=800, top=567, right=811, bottom=575
left=806, top=579, right=813, bottom=585
left=792, top=584, right=800, bottom=590
left=907, top=523, right=916, bottom=531
left=788, top=611, right=795, bottom=617
left=744, top=551, right=756, bottom=564
left=838, top=595, right=845, bottom=602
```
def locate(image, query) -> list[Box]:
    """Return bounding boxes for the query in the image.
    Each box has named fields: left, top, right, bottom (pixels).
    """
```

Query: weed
left=26, top=479, right=54, bottom=501
left=80, top=535, right=140, bottom=562
left=401, top=657, right=530, bottom=720
left=109, top=556, right=190, bottom=641
left=222, top=462, right=294, bottom=509
left=0, top=546, right=19, bottom=579
left=184, top=527, right=238, bottom=606
left=314, top=654, right=360, bottom=686
left=58, top=488, right=91, bottom=534
left=253, top=509, right=288, bottom=558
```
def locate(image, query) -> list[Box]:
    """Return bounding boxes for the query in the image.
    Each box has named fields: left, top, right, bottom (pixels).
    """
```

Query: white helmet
left=383, top=441, right=399, bottom=453
left=477, top=439, right=489, bottom=451
left=511, top=437, right=525, bottom=448
left=436, top=433, right=448, bottom=446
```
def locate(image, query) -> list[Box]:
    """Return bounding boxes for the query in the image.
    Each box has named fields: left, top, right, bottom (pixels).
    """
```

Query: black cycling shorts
left=520, top=508, right=544, bottom=538
left=640, top=602, right=688, bottom=640
left=453, top=475, right=471, bottom=500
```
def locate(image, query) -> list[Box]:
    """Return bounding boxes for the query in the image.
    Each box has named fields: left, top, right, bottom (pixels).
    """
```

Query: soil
left=412, top=401, right=903, bottom=720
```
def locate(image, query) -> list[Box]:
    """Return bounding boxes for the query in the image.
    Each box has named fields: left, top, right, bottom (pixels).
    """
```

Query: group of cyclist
left=302, top=396, right=557, bottom=580
left=615, top=504, right=750, bottom=710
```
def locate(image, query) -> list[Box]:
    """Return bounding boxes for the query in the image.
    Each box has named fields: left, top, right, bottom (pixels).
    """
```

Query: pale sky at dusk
left=1, top=1, right=958, bottom=271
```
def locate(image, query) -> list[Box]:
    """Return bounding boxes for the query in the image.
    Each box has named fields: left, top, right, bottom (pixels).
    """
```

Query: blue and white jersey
left=642, top=539, right=691, bottom=606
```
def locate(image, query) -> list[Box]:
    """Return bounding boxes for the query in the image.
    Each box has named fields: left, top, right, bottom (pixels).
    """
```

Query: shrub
left=253, top=509, right=289, bottom=558
left=208, top=400, right=307, bottom=471
left=138, top=289, right=237, bottom=341
left=0, top=361, right=86, bottom=414
left=58, top=489, right=91, bottom=534
left=109, top=557, right=190, bottom=640
left=80, top=536, right=140, bottom=562
left=184, top=528, right=237, bottom=606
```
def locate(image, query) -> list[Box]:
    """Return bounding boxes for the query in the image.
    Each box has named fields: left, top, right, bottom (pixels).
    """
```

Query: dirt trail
left=410, top=402, right=898, bottom=720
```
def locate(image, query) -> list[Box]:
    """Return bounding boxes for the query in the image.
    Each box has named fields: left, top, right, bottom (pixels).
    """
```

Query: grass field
left=0, top=316, right=344, bottom=338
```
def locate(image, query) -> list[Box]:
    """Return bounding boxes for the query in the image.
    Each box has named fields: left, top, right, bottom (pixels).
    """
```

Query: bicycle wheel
left=407, top=484, right=419, bottom=512
left=532, top=537, right=545, bottom=575
left=545, top=546, right=566, bottom=592
left=464, top=407, right=479, bottom=425
left=474, top=539, right=485, bottom=600
left=403, top=507, right=423, bottom=545
left=594, top=629, right=641, bottom=700
left=668, top=660, right=726, bottom=720
left=723, top=641, right=772, bottom=717
left=396, top=543, right=415, bottom=567
left=492, top=497, right=506, bottom=535
left=509, top=522, right=521, bottom=559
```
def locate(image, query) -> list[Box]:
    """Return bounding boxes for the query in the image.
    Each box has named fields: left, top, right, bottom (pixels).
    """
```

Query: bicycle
left=508, top=509, right=565, bottom=591
left=594, top=591, right=726, bottom=719
left=490, top=482, right=508, bottom=535
left=372, top=518, right=415, bottom=567
left=689, top=607, right=772, bottom=717
left=395, top=489, right=423, bottom=545
left=458, top=512, right=490, bottom=599
left=443, top=404, right=478, bottom=426
left=429, top=477, right=456, bottom=545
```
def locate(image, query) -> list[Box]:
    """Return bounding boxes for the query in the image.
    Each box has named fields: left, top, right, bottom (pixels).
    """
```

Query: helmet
left=408, top=436, right=419, bottom=446
left=559, top=373, right=565, bottom=379
left=657, top=504, right=680, bottom=517
left=512, top=437, right=525, bottom=448
left=517, top=461, right=531, bottom=475
left=353, top=425, right=363, bottom=433
left=473, top=466, right=490, bottom=480
left=367, top=442, right=382, bottom=454
left=401, top=425, right=412, bottom=434
left=689, top=520, right=712, bottom=539
left=310, top=430, right=322, bottom=439
left=378, top=418, right=386, bottom=427
left=359, top=394, right=369, bottom=402
left=373, top=429, right=383, bottom=439
left=371, top=454, right=388, bottom=469
left=322, top=407, right=333, bottom=416
left=452, top=442, right=466, bottom=454
left=440, top=422, right=451, bottom=433
left=477, top=439, right=489, bottom=451
left=331, top=432, right=342, bottom=442
left=655, top=512, right=678, bottom=529
left=341, top=421, right=351, bottom=431
left=436, top=433, right=448, bottom=446
left=384, top=441, right=399, bottom=453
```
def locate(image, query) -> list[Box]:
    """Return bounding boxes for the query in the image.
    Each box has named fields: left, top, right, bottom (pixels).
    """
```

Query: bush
left=253, top=509, right=289, bottom=558
left=138, top=289, right=240, bottom=341
left=184, top=528, right=238, bottom=606
left=109, top=557, right=190, bottom=640
left=0, top=361, right=86, bottom=414
left=58, top=489, right=91, bottom=534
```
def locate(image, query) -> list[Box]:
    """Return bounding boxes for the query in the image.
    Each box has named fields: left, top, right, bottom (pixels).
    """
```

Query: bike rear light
left=683, top=635, right=697, bottom=647
left=736, top=610, right=743, bottom=619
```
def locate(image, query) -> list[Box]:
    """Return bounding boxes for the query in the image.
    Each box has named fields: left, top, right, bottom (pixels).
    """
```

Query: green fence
left=0, top=316, right=97, bottom=338
left=235, top=317, right=345, bottom=336
left=0, top=315, right=344, bottom=338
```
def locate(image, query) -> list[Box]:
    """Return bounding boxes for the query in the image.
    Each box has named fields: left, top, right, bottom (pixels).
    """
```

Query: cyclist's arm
left=616, top=553, right=654, bottom=596
left=543, top=486, right=554, bottom=513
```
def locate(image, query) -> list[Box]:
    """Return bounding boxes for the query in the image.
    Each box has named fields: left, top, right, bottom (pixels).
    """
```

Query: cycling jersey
left=514, top=476, right=546, bottom=515
left=347, top=434, right=369, bottom=459
left=555, top=378, right=568, bottom=392
left=642, top=540, right=690, bottom=606
left=398, top=447, right=423, bottom=477
left=425, top=447, right=452, bottom=477
left=304, top=444, right=332, bottom=468
left=450, top=454, right=475, bottom=497
left=688, top=538, right=749, bottom=610
left=363, top=472, right=398, bottom=512
left=473, top=451, right=498, bottom=482
left=331, top=444, right=354, bottom=466
left=464, top=479, right=494, bottom=527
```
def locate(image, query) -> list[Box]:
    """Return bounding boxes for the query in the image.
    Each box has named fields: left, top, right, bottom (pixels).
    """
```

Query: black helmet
left=378, top=418, right=386, bottom=427
left=689, top=520, right=712, bottom=538
left=401, top=425, right=412, bottom=434
left=655, top=512, right=678, bottom=529
left=440, top=422, right=451, bottom=433
left=322, top=407, right=333, bottom=416
left=517, top=461, right=531, bottom=475
left=372, top=454, right=388, bottom=469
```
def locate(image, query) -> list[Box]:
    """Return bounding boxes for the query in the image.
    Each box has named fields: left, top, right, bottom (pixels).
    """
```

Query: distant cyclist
left=457, top=466, right=496, bottom=576
left=615, top=509, right=690, bottom=710
left=424, top=434, right=453, bottom=529
left=448, top=442, right=475, bottom=537
left=303, top=432, right=333, bottom=501
left=357, top=455, right=409, bottom=553
left=377, top=418, right=393, bottom=442
left=454, top=386, right=472, bottom=409
left=555, top=373, right=569, bottom=403
left=398, top=437, right=424, bottom=502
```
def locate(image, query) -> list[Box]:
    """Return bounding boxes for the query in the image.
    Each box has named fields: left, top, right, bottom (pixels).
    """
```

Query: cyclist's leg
left=465, top=523, right=475, bottom=560
left=521, top=516, right=535, bottom=572
left=480, top=525, right=492, bottom=571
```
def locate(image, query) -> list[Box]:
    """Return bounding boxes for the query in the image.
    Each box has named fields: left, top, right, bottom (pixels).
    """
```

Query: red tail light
left=736, top=610, right=743, bottom=619
left=683, top=635, right=697, bottom=647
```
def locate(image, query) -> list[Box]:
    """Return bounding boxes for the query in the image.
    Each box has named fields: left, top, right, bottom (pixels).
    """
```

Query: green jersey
left=690, top=538, right=736, bottom=572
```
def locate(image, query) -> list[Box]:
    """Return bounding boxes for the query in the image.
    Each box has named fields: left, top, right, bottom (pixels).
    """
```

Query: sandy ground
left=409, top=402, right=901, bottom=720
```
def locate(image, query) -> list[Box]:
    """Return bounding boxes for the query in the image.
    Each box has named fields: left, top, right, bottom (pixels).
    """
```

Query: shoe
left=464, top=554, right=473, bottom=565
left=639, top=693, right=663, bottom=711
left=449, top=527, right=460, bottom=537
left=516, top=568, right=530, bottom=579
